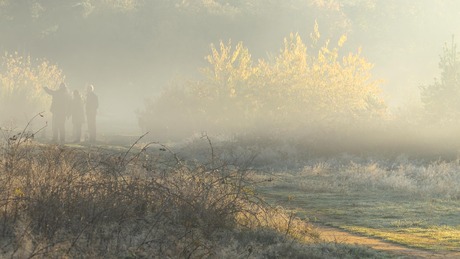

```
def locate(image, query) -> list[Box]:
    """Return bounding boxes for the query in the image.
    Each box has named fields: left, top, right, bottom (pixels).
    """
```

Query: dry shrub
left=0, top=118, right=389, bottom=258
left=0, top=123, right=321, bottom=258
left=237, top=204, right=319, bottom=243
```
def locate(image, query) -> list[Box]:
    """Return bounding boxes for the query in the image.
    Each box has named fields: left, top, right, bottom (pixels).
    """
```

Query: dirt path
left=316, top=224, right=460, bottom=258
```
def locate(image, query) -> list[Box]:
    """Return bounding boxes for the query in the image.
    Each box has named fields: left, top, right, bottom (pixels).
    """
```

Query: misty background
left=1, top=0, right=460, bottom=145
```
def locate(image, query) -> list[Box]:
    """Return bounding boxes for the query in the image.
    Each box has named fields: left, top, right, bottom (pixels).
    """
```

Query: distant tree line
left=2, top=0, right=457, bottom=99
left=2, top=0, right=460, bottom=138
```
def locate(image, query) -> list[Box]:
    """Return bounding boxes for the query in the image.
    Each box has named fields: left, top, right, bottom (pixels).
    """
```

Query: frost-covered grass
left=257, top=153, right=460, bottom=251
left=168, top=134, right=460, bottom=252
left=0, top=128, right=395, bottom=258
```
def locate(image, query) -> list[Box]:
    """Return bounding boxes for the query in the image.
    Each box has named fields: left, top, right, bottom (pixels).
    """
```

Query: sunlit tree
left=253, top=26, right=385, bottom=131
left=139, top=24, right=386, bottom=139
left=0, top=52, right=64, bottom=124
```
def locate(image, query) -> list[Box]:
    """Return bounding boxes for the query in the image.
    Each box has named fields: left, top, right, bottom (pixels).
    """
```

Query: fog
left=2, top=0, right=460, bottom=152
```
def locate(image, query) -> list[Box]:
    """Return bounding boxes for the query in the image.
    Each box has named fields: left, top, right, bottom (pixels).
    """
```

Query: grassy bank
left=0, top=129, right=394, bottom=258
left=257, top=157, right=460, bottom=252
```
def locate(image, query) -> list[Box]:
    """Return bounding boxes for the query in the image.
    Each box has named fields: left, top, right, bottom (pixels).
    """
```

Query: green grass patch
left=257, top=167, right=460, bottom=251
left=343, top=225, right=460, bottom=251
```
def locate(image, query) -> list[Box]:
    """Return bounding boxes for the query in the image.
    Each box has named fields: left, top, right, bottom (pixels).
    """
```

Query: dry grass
left=0, top=115, right=400, bottom=258
left=0, top=122, right=394, bottom=258
left=256, top=149, right=460, bottom=252
left=0, top=138, right=255, bottom=257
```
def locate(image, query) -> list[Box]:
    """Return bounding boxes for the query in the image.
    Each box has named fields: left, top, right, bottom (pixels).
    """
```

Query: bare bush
left=0, top=120, right=326, bottom=258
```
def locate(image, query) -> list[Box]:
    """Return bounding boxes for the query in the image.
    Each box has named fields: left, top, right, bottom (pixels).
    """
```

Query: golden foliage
left=140, top=25, right=387, bottom=138
left=0, top=52, right=64, bottom=122
left=91, top=0, right=140, bottom=12
left=200, top=30, right=385, bottom=127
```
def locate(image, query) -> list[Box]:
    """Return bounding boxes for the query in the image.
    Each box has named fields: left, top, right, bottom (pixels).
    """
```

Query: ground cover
left=256, top=159, right=460, bottom=253
left=0, top=132, right=397, bottom=258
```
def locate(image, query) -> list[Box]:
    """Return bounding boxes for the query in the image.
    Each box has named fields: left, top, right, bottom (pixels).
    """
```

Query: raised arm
left=43, top=86, right=54, bottom=95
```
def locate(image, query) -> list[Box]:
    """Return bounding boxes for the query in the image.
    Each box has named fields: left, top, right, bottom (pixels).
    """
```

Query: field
left=0, top=130, right=398, bottom=258
left=163, top=136, right=460, bottom=257
left=252, top=149, right=460, bottom=257
left=1, top=129, right=459, bottom=258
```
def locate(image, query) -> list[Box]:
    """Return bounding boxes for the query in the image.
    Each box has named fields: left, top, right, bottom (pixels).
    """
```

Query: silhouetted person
left=43, top=82, right=70, bottom=144
left=71, top=90, right=84, bottom=143
left=85, top=84, right=98, bottom=143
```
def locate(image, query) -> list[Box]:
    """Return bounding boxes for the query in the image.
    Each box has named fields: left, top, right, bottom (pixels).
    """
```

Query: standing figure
left=43, top=82, right=70, bottom=144
left=85, top=84, right=98, bottom=143
left=71, top=90, right=84, bottom=143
